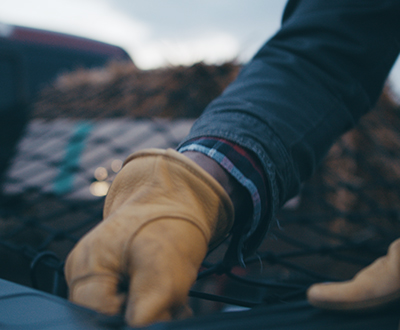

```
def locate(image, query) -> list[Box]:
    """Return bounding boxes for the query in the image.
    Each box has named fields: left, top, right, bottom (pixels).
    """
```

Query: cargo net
left=0, top=61, right=400, bottom=316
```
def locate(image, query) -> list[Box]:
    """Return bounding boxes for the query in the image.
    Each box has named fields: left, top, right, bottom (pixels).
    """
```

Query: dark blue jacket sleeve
left=179, top=0, right=400, bottom=256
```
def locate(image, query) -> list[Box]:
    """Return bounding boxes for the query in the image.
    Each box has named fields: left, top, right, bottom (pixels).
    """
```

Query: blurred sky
left=0, top=0, right=399, bottom=96
left=0, top=0, right=287, bottom=68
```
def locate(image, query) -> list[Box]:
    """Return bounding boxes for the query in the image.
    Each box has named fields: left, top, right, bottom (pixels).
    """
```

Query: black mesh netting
left=0, top=62, right=400, bottom=319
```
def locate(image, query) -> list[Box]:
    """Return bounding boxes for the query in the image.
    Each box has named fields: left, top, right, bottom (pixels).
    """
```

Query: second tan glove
left=307, top=237, right=400, bottom=311
left=64, top=148, right=234, bottom=326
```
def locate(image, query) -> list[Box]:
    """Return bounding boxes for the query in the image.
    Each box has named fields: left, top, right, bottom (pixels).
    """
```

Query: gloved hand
left=307, top=237, right=400, bottom=311
left=65, top=148, right=234, bottom=326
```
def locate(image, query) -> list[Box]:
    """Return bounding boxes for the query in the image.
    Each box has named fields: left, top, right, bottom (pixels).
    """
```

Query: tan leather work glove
left=65, top=148, right=234, bottom=326
left=307, top=237, right=400, bottom=312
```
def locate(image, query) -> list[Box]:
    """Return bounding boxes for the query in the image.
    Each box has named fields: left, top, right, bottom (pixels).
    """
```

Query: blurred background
left=0, top=0, right=286, bottom=69
left=1, top=0, right=399, bottom=96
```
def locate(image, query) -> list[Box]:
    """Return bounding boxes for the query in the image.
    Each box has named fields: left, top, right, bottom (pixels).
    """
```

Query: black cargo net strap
left=0, top=101, right=400, bottom=313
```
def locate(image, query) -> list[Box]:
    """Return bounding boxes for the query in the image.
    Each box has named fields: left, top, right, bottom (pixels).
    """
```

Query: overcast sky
left=0, top=0, right=287, bottom=68
left=0, top=0, right=399, bottom=96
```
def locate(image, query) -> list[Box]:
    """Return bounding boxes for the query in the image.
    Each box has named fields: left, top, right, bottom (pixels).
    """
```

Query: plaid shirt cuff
left=178, top=137, right=267, bottom=264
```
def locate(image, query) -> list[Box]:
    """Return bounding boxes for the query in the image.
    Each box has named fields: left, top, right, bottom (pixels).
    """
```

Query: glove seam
left=125, top=150, right=233, bottom=214
left=123, top=149, right=234, bottom=241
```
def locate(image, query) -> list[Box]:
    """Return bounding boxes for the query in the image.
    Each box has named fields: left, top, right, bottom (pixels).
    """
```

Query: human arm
left=180, top=0, right=400, bottom=258
left=65, top=0, right=400, bottom=326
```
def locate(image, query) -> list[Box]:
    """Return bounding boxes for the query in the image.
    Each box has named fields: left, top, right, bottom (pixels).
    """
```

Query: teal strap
left=54, top=121, right=93, bottom=195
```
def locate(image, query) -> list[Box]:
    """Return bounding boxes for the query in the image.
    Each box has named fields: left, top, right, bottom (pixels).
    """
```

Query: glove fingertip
left=70, top=276, right=126, bottom=316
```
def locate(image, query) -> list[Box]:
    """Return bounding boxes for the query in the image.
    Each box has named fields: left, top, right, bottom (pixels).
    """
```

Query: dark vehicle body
left=0, top=23, right=132, bottom=182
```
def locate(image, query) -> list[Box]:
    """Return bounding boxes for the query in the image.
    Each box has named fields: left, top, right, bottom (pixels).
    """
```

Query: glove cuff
left=105, top=148, right=234, bottom=248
